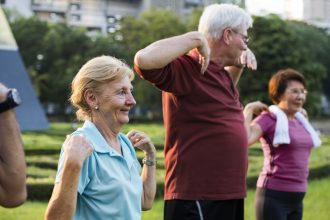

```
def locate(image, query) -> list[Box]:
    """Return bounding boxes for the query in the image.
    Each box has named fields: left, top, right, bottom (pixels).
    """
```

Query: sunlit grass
left=1, top=177, right=328, bottom=220
left=122, top=123, right=165, bottom=146
left=0, top=202, right=46, bottom=220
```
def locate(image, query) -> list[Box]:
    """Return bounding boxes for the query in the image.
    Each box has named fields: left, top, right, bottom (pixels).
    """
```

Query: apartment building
left=246, top=0, right=330, bottom=32
left=1, top=0, right=211, bottom=34
left=304, top=0, right=330, bottom=30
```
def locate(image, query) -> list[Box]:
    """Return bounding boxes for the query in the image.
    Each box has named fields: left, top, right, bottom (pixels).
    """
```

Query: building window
left=107, top=26, right=116, bottom=33
left=70, top=3, right=81, bottom=11
left=32, top=0, right=52, bottom=5
left=106, top=15, right=122, bottom=33
left=107, top=16, right=116, bottom=24
left=115, top=24, right=121, bottom=30
left=115, top=14, right=122, bottom=20
left=114, top=34, right=123, bottom=41
left=184, top=0, right=203, bottom=7
left=70, top=14, right=81, bottom=22
left=107, top=15, right=121, bottom=24
left=50, top=12, right=65, bottom=22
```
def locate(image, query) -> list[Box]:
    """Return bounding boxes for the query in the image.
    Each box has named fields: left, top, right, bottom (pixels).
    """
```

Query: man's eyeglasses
left=231, top=29, right=249, bottom=45
left=288, top=88, right=308, bottom=96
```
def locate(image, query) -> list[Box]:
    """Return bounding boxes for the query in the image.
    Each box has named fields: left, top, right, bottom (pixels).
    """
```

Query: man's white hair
left=198, top=4, right=253, bottom=40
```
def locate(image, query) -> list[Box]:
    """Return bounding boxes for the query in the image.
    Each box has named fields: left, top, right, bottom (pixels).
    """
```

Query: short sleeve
left=77, top=158, right=91, bottom=194
left=134, top=55, right=200, bottom=95
left=55, top=148, right=65, bottom=183
left=253, top=112, right=276, bottom=135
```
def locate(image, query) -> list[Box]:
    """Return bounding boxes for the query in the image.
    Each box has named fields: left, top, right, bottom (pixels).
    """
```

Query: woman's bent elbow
left=1, top=188, right=27, bottom=208
left=142, top=202, right=153, bottom=211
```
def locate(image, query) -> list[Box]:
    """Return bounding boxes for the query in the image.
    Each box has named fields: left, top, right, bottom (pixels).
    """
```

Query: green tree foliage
left=185, top=7, right=203, bottom=32
left=120, top=9, right=186, bottom=61
left=9, top=17, right=124, bottom=115
left=9, top=17, right=50, bottom=96
left=287, top=20, right=330, bottom=104
left=86, top=35, right=128, bottom=61
left=119, top=9, right=187, bottom=109
left=10, top=16, right=48, bottom=65
left=239, top=15, right=328, bottom=116
left=39, top=23, right=90, bottom=108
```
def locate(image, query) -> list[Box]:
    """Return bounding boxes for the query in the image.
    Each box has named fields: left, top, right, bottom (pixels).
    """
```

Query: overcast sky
left=246, top=0, right=303, bottom=19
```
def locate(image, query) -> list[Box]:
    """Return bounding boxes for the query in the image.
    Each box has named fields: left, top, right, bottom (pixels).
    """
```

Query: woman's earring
left=95, top=106, right=99, bottom=110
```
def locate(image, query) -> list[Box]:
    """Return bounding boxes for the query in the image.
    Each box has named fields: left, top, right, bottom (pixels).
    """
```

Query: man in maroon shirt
left=134, top=4, right=257, bottom=220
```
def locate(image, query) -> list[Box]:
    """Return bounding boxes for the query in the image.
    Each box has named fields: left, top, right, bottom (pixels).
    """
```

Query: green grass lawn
left=8, top=122, right=329, bottom=219
left=1, top=177, right=329, bottom=220
left=0, top=202, right=46, bottom=220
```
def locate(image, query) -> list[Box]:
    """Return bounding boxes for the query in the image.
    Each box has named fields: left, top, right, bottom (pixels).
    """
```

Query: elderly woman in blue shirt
left=45, top=55, right=157, bottom=220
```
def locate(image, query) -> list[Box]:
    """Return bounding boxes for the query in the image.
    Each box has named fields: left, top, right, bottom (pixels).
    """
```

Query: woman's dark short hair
left=268, top=68, right=306, bottom=104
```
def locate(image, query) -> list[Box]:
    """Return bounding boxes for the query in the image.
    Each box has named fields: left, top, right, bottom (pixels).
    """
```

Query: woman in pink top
left=244, top=68, right=319, bottom=220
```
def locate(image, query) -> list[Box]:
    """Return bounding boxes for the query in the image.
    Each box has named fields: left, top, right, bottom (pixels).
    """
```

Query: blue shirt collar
left=81, top=120, right=112, bottom=153
left=79, top=121, right=136, bottom=168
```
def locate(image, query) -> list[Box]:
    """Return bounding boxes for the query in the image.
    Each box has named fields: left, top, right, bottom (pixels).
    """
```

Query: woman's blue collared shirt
left=55, top=120, right=142, bottom=220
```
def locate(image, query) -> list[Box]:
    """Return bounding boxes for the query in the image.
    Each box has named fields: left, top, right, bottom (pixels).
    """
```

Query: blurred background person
left=244, top=68, right=321, bottom=220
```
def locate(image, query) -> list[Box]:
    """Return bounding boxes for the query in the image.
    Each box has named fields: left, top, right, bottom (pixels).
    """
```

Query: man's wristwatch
left=142, top=158, right=157, bottom=166
left=0, top=88, right=22, bottom=114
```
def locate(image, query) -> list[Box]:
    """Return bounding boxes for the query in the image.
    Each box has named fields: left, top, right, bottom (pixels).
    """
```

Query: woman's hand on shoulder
left=63, top=134, right=94, bottom=167
left=244, top=101, right=268, bottom=116
left=127, top=130, right=156, bottom=156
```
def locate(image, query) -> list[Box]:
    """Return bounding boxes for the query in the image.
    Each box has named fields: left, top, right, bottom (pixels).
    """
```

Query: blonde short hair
left=70, top=55, right=134, bottom=121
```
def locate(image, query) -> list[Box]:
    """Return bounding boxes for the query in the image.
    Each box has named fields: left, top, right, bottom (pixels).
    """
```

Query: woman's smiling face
left=278, top=80, right=307, bottom=117
left=96, top=76, right=136, bottom=127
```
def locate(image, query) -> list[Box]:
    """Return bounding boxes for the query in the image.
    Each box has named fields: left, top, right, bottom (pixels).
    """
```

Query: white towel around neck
left=268, top=105, right=322, bottom=148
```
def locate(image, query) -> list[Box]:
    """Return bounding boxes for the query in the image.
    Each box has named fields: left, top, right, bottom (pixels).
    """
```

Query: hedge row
left=25, top=149, right=60, bottom=156
left=27, top=161, right=58, bottom=170
left=27, top=164, right=330, bottom=201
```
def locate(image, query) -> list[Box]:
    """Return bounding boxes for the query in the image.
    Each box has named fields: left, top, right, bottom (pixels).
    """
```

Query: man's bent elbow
left=134, top=50, right=157, bottom=70
left=134, top=50, right=147, bottom=69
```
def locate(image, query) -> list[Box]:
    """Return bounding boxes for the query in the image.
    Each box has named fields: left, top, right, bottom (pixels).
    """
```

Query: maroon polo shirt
left=134, top=50, right=248, bottom=200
